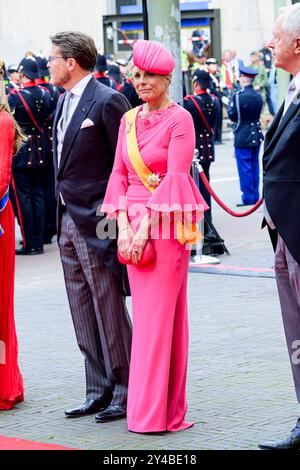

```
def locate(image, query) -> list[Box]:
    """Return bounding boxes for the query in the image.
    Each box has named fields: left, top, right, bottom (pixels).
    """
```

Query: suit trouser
left=275, top=235, right=300, bottom=403
left=13, top=168, right=45, bottom=250
left=235, top=146, right=260, bottom=205
left=58, top=210, right=132, bottom=405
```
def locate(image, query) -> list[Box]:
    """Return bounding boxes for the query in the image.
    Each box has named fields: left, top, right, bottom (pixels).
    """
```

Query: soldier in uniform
left=121, top=62, right=143, bottom=108
left=35, top=56, right=60, bottom=113
left=6, top=64, right=20, bottom=93
left=35, top=56, right=60, bottom=244
left=121, top=76, right=143, bottom=108
left=93, top=54, right=117, bottom=89
left=228, top=65, right=264, bottom=206
left=184, top=69, right=221, bottom=251
left=108, top=64, right=123, bottom=91
left=8, top=57, right=51, bottom=255
left=206, top=57, right=230, bottom=144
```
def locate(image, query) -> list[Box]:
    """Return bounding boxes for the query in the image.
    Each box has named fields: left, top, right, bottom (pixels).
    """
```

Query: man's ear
left=295, top=37, right=300, bottom=55
left=67, top=58, right=76, bottom=71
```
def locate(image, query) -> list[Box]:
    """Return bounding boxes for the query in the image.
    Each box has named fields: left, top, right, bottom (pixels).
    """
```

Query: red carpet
left=0, top=436, right=76, bottom=450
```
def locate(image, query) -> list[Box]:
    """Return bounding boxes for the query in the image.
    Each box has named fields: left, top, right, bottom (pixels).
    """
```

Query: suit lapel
left=58, top=78, right=97, bottom=175
left=264, top=103, right=283, bottom=150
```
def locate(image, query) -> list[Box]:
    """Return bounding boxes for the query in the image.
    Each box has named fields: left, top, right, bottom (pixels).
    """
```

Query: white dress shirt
left=282, top=70, right=300, bottom=117
left=57, top=73, right=93, bottom=205
left=57, top=73, right=93, bottom=168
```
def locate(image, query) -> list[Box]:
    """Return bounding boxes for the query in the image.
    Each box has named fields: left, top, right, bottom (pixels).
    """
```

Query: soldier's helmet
left=18, top=57, right=39, bottom=80
left=95, top=54, right=108, bottom=72
left=35, top=56, right=49, bottom=78
left=238, top=65, right=258, bottom=78
left=192, top=69, right=211, bottom=88
left=7, top=64, right=19, bottom=74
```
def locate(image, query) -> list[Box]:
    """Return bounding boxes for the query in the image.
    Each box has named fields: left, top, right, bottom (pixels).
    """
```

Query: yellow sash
left=125, top=108, right=201, bottom=245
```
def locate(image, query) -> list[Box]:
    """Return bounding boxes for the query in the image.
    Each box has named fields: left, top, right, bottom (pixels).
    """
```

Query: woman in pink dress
left=102, top=40, right=208, bottom=433
left=0, top=62, right=25, bottom=410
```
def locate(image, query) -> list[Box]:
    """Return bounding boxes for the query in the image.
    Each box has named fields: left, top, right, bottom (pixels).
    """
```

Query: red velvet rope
left=198, top=168, right=263, bottom=217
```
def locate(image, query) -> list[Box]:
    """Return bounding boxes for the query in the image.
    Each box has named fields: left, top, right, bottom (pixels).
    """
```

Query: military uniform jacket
left=8, top=83, right=51, bottom=169
left=37, top=81, right=60, bottom=118
left=92, top=72, right=117, bottom=90
left=37, top=80, right=60, bottom=159
left=263, top=92, right=300, bottom=265
left=184, top=92, right=220, bottom=164
left=228, top=85, right=264, bottom=148
left=209, top=72, right=224, bottom=100
left=121, top=79, right=143, bottom=108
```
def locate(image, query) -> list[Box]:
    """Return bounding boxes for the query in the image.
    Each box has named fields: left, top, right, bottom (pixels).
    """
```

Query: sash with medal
left=125, top=108, right=201, bottom=245
left=0, top=188, right=9, bottom=237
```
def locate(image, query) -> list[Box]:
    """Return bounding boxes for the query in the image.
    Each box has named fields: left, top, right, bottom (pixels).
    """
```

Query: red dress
left=0, top=111, right=24, bottom=410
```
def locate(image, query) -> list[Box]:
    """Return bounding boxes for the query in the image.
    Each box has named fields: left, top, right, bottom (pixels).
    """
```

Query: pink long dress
left=102, top=103, right=208, bottom=433
left=0, top=112, right=24, bottom=410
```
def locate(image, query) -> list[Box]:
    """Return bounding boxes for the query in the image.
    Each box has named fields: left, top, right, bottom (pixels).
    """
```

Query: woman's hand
left=118, top=225, right=134, bottom=261
left=128, top=227, right=149, bottom=264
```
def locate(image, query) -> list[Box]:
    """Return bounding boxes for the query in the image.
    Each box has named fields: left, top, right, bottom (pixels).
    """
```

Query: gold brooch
left=147, top=173, right=161, bottom=188
left=126, top=122, right=132, bottom=134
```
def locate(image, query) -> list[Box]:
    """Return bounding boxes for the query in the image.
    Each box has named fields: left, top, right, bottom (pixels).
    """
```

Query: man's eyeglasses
left=48, top=56, right=66, bottom=63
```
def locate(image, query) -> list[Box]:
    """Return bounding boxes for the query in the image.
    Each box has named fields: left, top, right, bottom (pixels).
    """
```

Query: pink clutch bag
left=118, top=241, right=156, bottom=267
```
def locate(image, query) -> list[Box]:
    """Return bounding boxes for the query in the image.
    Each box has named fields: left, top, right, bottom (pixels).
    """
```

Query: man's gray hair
left=280, top=3, right=300, bottom=38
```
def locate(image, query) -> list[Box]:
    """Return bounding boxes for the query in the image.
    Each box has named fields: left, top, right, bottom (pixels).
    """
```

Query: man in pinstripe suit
left=49, top=31, right=132, bottom=422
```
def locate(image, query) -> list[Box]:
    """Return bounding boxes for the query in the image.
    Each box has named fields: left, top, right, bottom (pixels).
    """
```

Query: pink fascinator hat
left=133, top=40, right=175, bottom=75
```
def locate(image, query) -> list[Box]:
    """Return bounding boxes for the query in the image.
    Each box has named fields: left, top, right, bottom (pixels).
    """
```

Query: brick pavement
left=1, top=138, right=299, bottom=450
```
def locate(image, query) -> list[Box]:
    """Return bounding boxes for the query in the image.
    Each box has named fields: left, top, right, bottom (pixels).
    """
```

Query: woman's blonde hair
left=0, top=59, right=27, bottom=155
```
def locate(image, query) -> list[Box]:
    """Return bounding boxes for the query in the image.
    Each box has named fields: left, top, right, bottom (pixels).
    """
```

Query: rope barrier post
left=197, top=163, right=263, bottom=217
left=190, top=151, right=220, bottom=266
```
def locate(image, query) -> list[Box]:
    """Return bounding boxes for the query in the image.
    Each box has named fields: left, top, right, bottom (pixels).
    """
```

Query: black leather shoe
left=16, top=247, right=44, bottom=255
left=65, top=398, right=111, bottom=418
left=95, top=404, right=126, bottom=423
left=259, top=418, right=300, bottom=450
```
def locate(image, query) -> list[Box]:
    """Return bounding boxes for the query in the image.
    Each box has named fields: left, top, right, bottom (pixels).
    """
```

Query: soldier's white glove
left=221, top=96, right=230, bottom=106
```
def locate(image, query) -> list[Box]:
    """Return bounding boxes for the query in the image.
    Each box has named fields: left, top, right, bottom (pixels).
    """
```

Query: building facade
left=0, top=0, right=293, bottom=65
left=0, top=0, right=107, bottom=64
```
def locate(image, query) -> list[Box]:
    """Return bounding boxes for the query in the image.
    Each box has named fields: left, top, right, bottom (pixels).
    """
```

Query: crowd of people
left=0, top=51, right=143, bottom=257
left=1, top=1, right=300, bottom=449
left=0, top=43, right=276, bottom=255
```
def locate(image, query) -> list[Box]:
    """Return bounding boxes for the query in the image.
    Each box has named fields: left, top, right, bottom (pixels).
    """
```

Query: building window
left=116, top=0, right=140, bottom=15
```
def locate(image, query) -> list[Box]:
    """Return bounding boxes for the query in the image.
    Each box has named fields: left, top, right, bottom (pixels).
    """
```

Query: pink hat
left=133, top=40, right=175, bottom=75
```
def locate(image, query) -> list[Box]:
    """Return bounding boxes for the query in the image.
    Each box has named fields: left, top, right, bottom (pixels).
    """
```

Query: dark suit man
left=258, top=3, right=300, bottom=450
left=48, top=31, right=132, bottom=423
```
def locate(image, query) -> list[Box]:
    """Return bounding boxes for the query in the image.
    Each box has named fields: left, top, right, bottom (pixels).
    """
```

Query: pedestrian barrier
left=198, top=165, right=263, bottom=217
